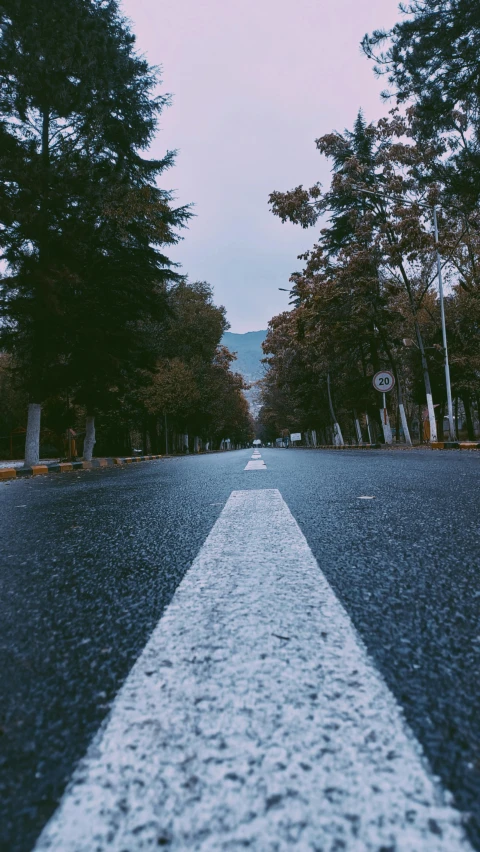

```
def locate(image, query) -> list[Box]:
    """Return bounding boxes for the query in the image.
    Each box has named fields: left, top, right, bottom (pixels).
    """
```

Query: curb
left=292, top=443, right=480, bottom=452
left=0, top=455, right=163, bottom=481
left=292, top=444, right=381, bottom=450
left=431, top=441, right=480, bottom=450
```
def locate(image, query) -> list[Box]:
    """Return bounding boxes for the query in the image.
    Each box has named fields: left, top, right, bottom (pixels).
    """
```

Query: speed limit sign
left=372, top=371, right=395, bottom=393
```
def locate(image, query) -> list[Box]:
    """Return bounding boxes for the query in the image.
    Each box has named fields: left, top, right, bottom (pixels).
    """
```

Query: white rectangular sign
left=290, top=433, right=301, bottom=442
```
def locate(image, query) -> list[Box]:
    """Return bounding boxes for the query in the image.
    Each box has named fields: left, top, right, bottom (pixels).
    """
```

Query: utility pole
left=433, top=206, right=456, bottom=440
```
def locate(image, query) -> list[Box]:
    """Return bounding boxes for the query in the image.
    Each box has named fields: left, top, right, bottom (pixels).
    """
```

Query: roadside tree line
left=259, top=0, right=480, bottom=446
left=0, top=0, right=253, bottom=464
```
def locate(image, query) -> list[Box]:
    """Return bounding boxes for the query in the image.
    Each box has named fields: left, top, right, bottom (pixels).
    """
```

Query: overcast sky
left=121, top=0, right=401, bottom=333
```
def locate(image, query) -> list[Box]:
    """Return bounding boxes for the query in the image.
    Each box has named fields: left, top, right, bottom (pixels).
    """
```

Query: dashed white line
left=246, top=450, right=266, bottom=470
left=245, top=459, right=267, bottom=470
left=34, top=489, right=471, bottom=851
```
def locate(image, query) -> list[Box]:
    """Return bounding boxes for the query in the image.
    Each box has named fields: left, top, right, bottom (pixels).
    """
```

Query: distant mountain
left=222, top=330, right=267, bottom=382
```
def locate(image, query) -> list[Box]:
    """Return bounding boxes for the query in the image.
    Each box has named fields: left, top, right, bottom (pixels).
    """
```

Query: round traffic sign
left=372, top=370, right=395, bottom=393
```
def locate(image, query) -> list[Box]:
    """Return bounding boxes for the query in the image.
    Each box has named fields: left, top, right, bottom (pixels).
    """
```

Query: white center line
left=34, top=489, right=471, bottom=851
left=244, top=459, right=267, bottom=470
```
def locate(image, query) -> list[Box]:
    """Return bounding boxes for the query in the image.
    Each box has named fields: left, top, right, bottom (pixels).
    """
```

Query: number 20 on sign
left=372, top=371, right=395, bottom=393
left=372, top=371, right=395, bottom=425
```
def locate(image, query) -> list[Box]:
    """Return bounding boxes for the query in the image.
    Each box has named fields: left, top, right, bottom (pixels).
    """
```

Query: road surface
left=1, top=448, right=479, bottom=850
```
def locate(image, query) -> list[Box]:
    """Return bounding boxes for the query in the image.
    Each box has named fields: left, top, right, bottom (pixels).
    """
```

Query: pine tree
left=0, top=0, right=189, bottom=464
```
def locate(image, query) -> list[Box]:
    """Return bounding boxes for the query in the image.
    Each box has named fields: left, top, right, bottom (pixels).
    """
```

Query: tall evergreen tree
left=0, top=0, right=189, bottom=464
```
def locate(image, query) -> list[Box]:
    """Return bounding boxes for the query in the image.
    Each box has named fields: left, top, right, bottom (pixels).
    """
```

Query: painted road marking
left=34, top=489, right=471, bottom=851
left=244, top=460, right=267, bottom=470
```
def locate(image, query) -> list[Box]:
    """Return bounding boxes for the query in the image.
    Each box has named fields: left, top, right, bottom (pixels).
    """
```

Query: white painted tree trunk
left=24, top=403, right=42, bottom=467
left=333, top=422, right=344, bottom=446
left=194, top=436, right=200, bottom=453
left=399, top=403, right=412, bottom=446
left=426, top=393, right=437, bottom=442
left=354, top=418, right=363, bottom=444
left=311, top=429, right=317, bottom=447
left=365, top=413, right=373, bottom=444
left=184, top=434, right=189, bottom=453
left=304, top=432, right=311, bottom=448
left=379, top=408, right=393, bottom=444
left=83, top=416, right=96, bottom=461
left=327, top=373, right=344, bottom=446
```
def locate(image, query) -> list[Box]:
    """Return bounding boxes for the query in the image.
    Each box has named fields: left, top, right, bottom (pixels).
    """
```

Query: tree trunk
left=148, top=416, right=159, bottom=454
left=353, top=410, right=363, bottom=444
left=436, top=403, right=445, bottom=443
left=389, top=253, right=437, bottom=441
left=327, top=373, right=344, bottom=445
left=463, top=396, right=475, bottom=440
left=83, top=415, right=96, bottom=461
left=398, top=404, right=411, bottom=446
left=332, top=423, right=343, bottom=445
left=378, top=329, right=412, bottom=445
left=426, top=392, right=437, bottom=442
left=396, top=381, right=412, bottom=446
left=365, top=413, right=374, bottom=444
left=411, top=320, right=437, bottom=441
left=194, top=436, right=200, bottom=453
left=24, top=403, right=42, bottom=467
left=379, top=404, right=393, bottom=444
left=311, top=429, right=317, bottom=447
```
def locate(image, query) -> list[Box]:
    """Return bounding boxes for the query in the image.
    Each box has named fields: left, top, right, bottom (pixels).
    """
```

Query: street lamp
left=351, top=185, right=457, bottom=440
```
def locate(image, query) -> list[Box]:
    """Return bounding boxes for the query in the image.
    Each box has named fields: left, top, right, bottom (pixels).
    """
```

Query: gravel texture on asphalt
left=1, top=449, right=480, bottom=850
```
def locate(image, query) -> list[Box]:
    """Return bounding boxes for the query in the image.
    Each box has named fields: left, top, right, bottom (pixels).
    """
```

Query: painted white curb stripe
left=34, top=489, right=470, bottom=851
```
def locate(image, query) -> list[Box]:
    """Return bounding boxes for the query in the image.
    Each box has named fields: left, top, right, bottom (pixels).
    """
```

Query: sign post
left=372, top=371, right=395, bottom=444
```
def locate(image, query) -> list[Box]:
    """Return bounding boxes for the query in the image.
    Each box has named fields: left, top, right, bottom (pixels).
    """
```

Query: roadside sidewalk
left=0, top=454, right=163, bottom=481
left=290, top=442, right=480, bottom=451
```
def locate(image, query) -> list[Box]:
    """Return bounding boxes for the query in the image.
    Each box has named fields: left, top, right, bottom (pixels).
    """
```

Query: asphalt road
left=1, top=448, right=480, bottom=851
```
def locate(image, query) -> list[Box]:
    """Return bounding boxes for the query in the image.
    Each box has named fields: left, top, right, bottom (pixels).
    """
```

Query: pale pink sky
left=121, top=0, right=401, bottom=332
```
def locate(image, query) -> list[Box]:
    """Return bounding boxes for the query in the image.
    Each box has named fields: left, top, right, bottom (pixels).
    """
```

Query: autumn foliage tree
left=137, top=282, right=254, bottom=453
left=263, top=7, right=480, bottom=446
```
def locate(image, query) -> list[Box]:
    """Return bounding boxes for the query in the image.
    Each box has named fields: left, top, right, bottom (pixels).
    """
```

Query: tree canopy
left=261, top=4, right=480, bottom=450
